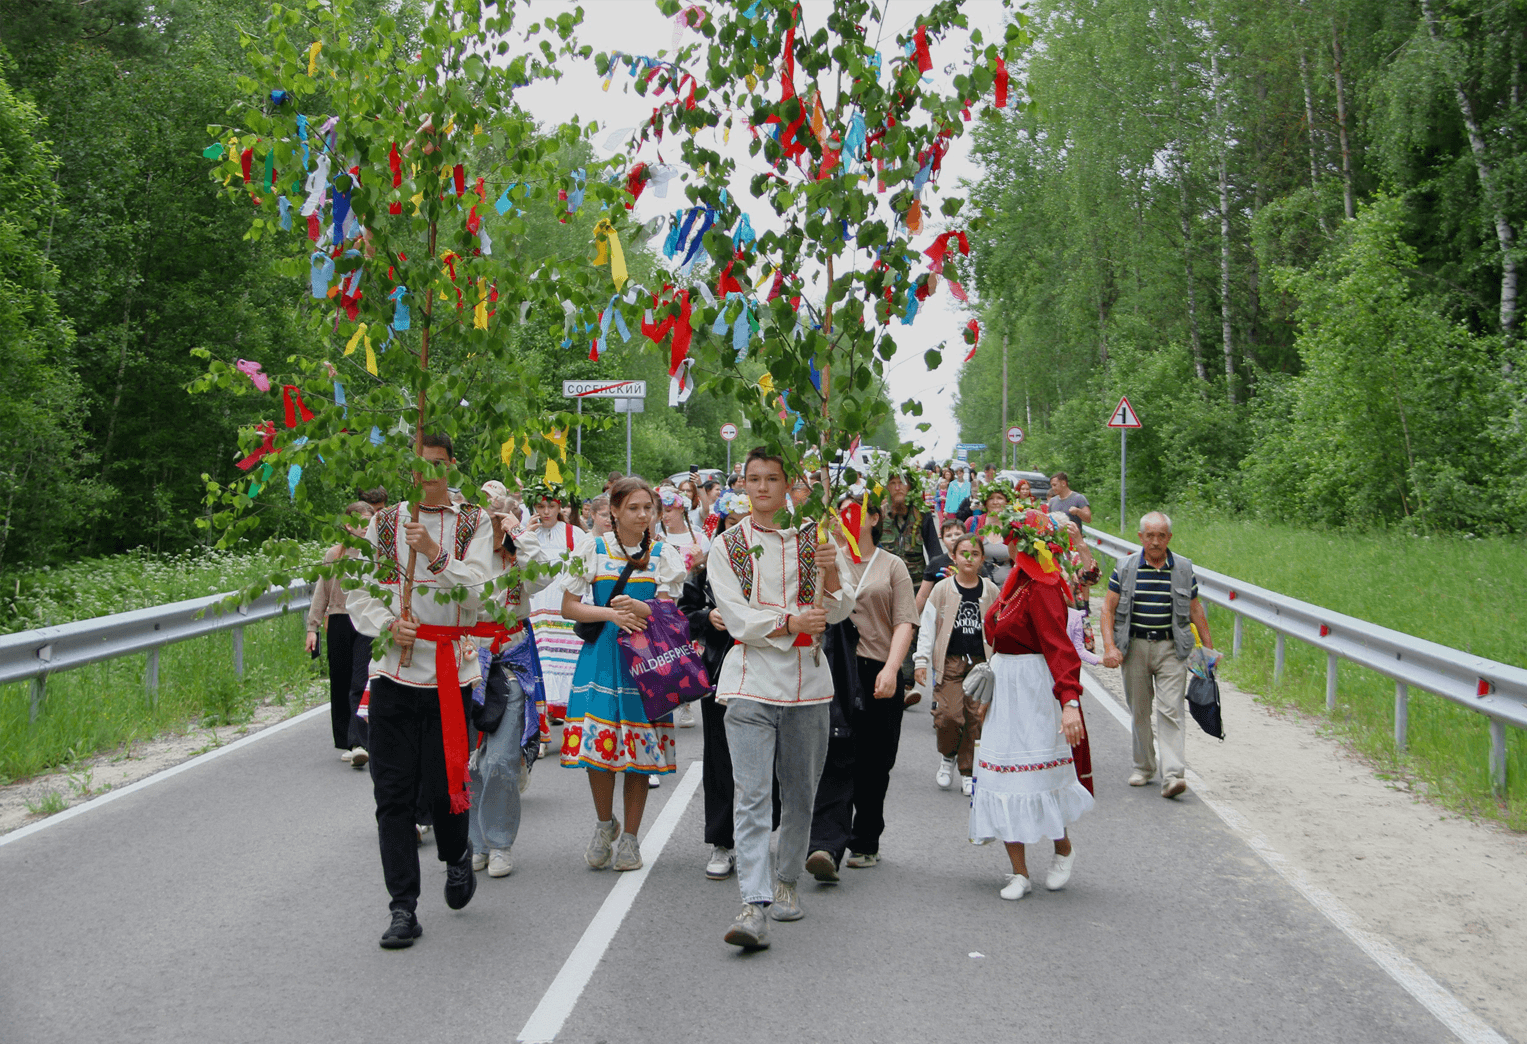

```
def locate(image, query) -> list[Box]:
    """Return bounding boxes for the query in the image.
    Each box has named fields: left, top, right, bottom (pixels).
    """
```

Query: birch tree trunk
left=1212, top=48, right=1237, bottom=403
left=1420, top=0, right=1519, bottom=336
left=1331, top=20, right=1356, bottom=221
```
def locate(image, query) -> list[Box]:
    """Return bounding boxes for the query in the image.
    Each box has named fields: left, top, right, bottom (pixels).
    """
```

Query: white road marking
left=1080, top=670, right=1507, bottom=1044
left=0, top=704, right=329, bottom=849
left=517, top=760, right=704, bottom=1044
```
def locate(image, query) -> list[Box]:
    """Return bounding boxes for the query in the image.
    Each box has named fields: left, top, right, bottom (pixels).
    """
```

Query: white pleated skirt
left=969, top=653, right=1095, bottom=845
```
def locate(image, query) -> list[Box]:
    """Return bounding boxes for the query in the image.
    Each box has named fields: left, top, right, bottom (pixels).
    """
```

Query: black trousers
left=324, top=614, right=372, bottom=750
left=368, top=676, right=471, bottom=913
left=809, top=656, right=906, bottom=862
left=700, top=694, right=780, bottom=848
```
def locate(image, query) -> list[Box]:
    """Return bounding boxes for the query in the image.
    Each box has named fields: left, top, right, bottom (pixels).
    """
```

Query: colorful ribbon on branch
left=592, top=219, right=628, bottom=291
left=281, top=385, right=315, bottom=428
left=236, top=421, right=278, bottom=471
left=235, top=359, right=271, bottom=392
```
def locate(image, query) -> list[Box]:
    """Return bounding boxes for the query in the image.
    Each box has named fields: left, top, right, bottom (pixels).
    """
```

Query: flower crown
left=975, top=480, right=1013, bottom=510
left=980, top=507, right=1073, bottom=561
left=522, top=479, right=568, bottom=506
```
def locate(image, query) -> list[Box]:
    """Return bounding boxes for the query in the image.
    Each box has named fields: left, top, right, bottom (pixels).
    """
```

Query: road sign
left=1006, top=425, right=1024, bottom=445
left=955, top=442, right=988, bottom=452
left=563, top=379, right=646, bottom=399
left=1107, top=395, right=1142, bottom=429
left=956, top=447, right=969, bottom=462
left=720, top=422, right=739, bottom=442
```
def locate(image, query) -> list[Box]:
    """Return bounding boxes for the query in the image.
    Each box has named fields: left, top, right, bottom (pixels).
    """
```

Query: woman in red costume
left=970, top=508, right=1095, bottom=901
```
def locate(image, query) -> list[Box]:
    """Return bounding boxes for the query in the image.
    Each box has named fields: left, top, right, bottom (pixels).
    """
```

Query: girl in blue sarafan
left=558, top=475, right=687, bottom=873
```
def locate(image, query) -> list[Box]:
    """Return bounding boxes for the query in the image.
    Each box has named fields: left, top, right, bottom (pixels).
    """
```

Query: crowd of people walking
left=304, top=446, right=1214, bottom=950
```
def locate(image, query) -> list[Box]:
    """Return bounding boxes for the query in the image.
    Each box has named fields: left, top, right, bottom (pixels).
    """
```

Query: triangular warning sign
left=1107, top=395, right=1142, bottom=429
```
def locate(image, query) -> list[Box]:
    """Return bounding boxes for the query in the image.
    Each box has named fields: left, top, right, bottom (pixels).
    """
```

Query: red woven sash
left=413, top=621, right=514, bottom=814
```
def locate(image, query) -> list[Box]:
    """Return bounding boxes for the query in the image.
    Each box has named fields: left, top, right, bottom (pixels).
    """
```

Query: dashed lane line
left=1080, top=669, right=1507, bottom=1044
left=517, top=759, right=704, bottom=1044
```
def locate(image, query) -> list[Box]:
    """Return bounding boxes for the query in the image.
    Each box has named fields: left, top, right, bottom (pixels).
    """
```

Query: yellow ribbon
left=344, top=324, right=377, bottom=376
left=592, top=219, right=627, bottom=291
left=1031, top=538, right=1057, bottom=573
left=307, top=42, right=322, bottom=77
left=473, top=277, right=489, bottom=330
left=501, top=440, right=516, bottom=468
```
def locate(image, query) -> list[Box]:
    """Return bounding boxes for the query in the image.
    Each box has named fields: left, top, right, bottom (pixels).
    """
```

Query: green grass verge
left=1091, top=510, right=1527, bottom=831
left=0, top=611, right=324, bottom=784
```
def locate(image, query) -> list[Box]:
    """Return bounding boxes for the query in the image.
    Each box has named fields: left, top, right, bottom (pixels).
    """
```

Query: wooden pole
left=397, top=220, right=438, bottom=667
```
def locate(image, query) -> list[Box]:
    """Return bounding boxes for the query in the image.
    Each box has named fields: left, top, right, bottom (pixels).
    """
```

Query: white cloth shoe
left=960, top=775, right=974, bottom=796
left=1000, top=874, right=1032, bottom=901
left=488, top=848, right=513, bottom=877
left=705, top=845, right=735, bottom=880
left=676, top=703, right=696, bottom=728
left=349, top=746, right=368, bottom=768
left=935, top=756, right=956, bottom=789
left=1046, top=850, right=1075, bottom=891
left=471, top=850, right=488, bottom=872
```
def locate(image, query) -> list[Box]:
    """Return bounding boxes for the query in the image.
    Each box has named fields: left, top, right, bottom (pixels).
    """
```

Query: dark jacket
left=679, top=570, right=731, bottom=687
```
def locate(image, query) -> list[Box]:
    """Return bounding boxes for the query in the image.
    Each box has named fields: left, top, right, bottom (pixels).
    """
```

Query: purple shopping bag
left=617, top=599, right=711, bottom=723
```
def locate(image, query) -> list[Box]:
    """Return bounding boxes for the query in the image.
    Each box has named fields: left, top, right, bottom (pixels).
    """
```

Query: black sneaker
left=445, top=847, right=477, bottom=910
left=379, top=910, right=422, bottom=949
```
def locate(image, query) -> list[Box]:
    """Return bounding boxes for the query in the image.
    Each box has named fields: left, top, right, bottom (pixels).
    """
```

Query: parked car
left=665, top=468, right=726, bottom=489
left=997, top=469, right=1051, bottom=501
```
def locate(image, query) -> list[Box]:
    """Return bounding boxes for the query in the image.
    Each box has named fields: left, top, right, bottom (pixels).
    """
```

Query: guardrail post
left=1394, top=682, right=1408, bottom=751
left=1232, top=614, right=1243, bottom=658
left=30, top=675, right=45, bottom=723
left=1273, top=634, right=1286, bottom=684
left=145, top=646, right=160, bottom=706
left=1490, top=719, right=1507, bottom=794
left=1325, top=653, right=1338, bottom=713
left=232, top=626, right=245, bottom=679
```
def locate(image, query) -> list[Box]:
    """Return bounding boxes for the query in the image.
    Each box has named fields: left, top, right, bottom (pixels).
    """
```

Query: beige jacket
left=913, top=574, right=998, bottom=688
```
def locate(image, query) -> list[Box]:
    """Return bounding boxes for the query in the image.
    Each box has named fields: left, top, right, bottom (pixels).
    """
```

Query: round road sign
left=720, top=422, right=739, bottom=442
left=1006, top=425, right=1024, bottom=444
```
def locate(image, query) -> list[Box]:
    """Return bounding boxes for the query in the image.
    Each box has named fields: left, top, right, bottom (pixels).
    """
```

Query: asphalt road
left=0, top=684, right=1461, bottom=1044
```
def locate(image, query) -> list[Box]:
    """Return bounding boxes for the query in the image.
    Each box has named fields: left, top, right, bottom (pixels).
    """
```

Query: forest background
left=3, top=0, right=1527, bottom=588
left=960, top=0, right=1527, bottom=535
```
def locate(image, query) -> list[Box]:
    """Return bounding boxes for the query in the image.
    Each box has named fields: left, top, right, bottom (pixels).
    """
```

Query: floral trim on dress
left=977, top=756, right=1075, bottom=774
left=559, top=710, right=676, bottom=775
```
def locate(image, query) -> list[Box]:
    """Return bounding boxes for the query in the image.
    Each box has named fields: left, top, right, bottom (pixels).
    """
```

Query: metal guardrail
left=0, top=583, right=312, bottom=722
left=1086, top=531, right=1526, bottom=791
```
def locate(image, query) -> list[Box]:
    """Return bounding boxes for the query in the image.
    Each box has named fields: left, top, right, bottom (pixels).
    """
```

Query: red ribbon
left=240, top=148, right=253, bottom=184
left=453, top=164, right=466, bottom=197
left=716, top=252, right=744, bottom=298
left=235, top=421, right=277, bottom=471
left=625, top=162, right=648, bottom=209
left=994, top=56, right=1009, bottom=109
left=963, top=320, right=980, bottom=362
left=924, top=230, right=970, bottom=273
left=914, top=24, right=932, bottom=73
left=281, top=386, right=315, bottom=428
left=413, top=622, right=516, bottom=814
left=307, top=213, right=321, bottom=241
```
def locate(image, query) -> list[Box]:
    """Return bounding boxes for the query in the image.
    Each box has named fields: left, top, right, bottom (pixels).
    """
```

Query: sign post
left=1005, top=425, right=1023, bottom=463
left=720, top=421, right=739, bottom=474
left=1106, top=395, right=1142, bottom=532
left=564, top=380, right=648, bottom=482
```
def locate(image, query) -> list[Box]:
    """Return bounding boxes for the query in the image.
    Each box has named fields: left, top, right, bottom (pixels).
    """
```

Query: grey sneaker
left=845, top=851, right=879, bottom=869
left=612, top=832, right=643, bottom=871
left=769, top=879, right=803, bottom=921
left=705, top=845, right=735, bottom=880
left=585, top=818, right=621, bottom=869
left=487, top=847, right=513, bottom=878
left=805, top=849, right=839, bottom=883
left=723, top=903, right=770, bottom=950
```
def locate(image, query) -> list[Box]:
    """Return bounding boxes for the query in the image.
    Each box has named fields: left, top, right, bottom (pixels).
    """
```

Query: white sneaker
left=1046, top=850, right=1075, bottom=891
left=416, top=824, right=432, bottom=846
left=612, top=832, right=643, bottom=871
left=471, top=850, right=488, bottom=872
left=960, top=775, right=974, bottom=796
left=488, top=848, right=513, bottom=877
left=1000, top=873, right=1032, bottom=900
left=676, top=704, right=696, bottom=728
left=705, top=845, right=735, bottom=880
left=935, top=756, right=956, bottom=789
left=349, top=746, right=368, bottom=768
left=340, top=749, right=354, bottom=763
left=648, top=774, right=661, bottom=788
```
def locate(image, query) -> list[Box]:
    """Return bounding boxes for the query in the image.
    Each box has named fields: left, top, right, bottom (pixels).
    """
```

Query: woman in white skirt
left=971, top=508, right=1095, bottom=900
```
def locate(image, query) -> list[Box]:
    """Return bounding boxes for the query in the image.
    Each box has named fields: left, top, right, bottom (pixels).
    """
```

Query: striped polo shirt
left=1108, top=551, right=1198, bottom=637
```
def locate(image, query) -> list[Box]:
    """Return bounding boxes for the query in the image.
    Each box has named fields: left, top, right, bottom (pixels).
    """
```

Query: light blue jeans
left=468, top=672, right=525, bottom=853
left=723, top=699, right=830, bottom=906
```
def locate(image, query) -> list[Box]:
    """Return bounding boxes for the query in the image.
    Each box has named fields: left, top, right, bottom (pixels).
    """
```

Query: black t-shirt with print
left=945, top=580, right=986, bottom=662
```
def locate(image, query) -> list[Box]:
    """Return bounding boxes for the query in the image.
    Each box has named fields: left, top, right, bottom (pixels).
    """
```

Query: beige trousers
left=933, top=656, right=985, bottom=776
left=1121, top=638, right=1188, bottom=781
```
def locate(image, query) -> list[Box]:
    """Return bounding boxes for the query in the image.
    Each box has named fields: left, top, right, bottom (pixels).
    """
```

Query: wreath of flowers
left=974, top=480, right=1013, bottom=510
left=979, top=507, right=1074, bottom=561
left=522, top=478, right=569, bottom=506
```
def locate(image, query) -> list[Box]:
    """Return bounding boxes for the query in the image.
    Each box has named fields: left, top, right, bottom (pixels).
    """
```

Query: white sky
left=513, top=0, right=1017, bottom=462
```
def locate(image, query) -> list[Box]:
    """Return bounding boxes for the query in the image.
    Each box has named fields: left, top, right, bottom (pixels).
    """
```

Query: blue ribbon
left=333, top=381, right=347, bottom=418
left=331, top=180, right=352, bottom=243
left=902, top=292, right=919, bottom=325
left=732, top=214, right=756, bottom=250
left=389, top=286, right=410, bottom=331
left=369, top=426, right=384, bottom=446
left=277, top=195, right=292, bottom=230
left=270, top=89, right=289, bottom=106
left=843, top=113, right=867, bottom=165
left=567, top=169, right=586, bottom=213
left=309, top=251, right=335, bottom=299
left=495, top=183, right=517, bottom=216
left=601, top=295, right=632, bottom=344
left=296, top=114, right=309, bottom=169
left=912, top=157, right=932, bottom=195
left=663, top=211, right=685, bottom=258
left=288, top=464, right=302, bottom=498
left=681, top=208, right=715, bottom=265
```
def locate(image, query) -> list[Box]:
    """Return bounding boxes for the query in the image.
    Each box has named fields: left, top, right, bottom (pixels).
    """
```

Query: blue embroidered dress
left=559, top=535, right=686, bottom=775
